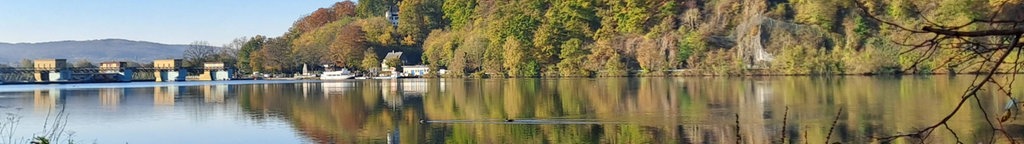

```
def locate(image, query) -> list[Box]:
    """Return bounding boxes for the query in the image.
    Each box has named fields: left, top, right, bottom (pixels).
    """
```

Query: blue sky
left=0, top=0, right=343, bottom=45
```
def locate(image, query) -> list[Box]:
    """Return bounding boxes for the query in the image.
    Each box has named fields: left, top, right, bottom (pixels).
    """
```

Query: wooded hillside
left=235, top=0, right=1024, bottom=77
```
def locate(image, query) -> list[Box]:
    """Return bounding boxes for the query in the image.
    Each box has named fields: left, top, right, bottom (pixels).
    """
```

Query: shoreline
left=3, top=73, right=1022, bottom=86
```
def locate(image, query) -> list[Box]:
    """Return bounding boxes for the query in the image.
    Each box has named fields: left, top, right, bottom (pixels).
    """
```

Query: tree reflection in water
left=233, top=77, right=1024, bottom=143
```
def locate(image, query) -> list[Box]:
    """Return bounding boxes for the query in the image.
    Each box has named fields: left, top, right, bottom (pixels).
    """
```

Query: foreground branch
left=922, top=26, right=1024, bottom=37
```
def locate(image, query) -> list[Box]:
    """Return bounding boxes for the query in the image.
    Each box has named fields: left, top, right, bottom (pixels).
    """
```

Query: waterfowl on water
left=1001, top=111, right=1012, bottom=123
left=505, top=119, right=514, bottom=122
left=1002, top=98, right=1020, bottom=123
left=419, top=119, right=426, bottom=124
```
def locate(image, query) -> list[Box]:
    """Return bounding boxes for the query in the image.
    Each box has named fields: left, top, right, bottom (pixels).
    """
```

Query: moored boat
left=321, top=69, right=356, bottom=80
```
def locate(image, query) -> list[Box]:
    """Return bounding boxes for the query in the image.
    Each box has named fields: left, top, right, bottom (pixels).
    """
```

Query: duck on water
left=418, top=119, right=516, bottom=124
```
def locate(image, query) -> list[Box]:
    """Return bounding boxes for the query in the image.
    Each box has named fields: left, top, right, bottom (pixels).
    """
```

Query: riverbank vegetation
left=228, top=0, right=1023, bottom=77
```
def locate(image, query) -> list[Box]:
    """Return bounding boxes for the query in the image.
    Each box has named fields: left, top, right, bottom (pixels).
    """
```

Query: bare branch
left=923, top=26, right=1024, bottom=37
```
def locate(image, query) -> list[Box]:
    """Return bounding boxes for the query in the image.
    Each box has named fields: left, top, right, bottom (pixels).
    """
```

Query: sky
left=0, top=0, right=343, bottom=45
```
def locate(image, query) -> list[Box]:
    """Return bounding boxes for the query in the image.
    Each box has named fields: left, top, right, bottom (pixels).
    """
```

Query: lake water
left=0, top=76, right=1022, bottom=143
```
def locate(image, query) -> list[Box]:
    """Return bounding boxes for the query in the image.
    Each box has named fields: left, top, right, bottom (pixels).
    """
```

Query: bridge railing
left=1, top=66, right=236, bottom=82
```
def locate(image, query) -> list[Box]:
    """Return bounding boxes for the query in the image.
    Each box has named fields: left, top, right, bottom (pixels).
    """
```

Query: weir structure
left=197, top=62, right=233, bottom=81
left=2, top=59, right=235, bottom=84
left=33, top=59, right=70, bottom=82
left=153, top=59, right=187, bottom=82
left=98, top=61, right=134, bottom=82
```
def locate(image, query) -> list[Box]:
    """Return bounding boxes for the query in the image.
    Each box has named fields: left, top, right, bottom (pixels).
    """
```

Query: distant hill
left=0, top=39, right=190, bottom=65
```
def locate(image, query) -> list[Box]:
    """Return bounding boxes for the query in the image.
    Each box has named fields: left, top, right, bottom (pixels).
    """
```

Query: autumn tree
left=292, top=19, right=356, bottom=67
left=636, top=35, right=677, bottom=74
left=237, top=35, right=266, bottom=73
left=329, top=23, right=367, bottom=68
left=255, top=38, right=295, bottom=73
left=332, top=1, right=357, bottom=18
left=294, top=8, right=337, bottom=33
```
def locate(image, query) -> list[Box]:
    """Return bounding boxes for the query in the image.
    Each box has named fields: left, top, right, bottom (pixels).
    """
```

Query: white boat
left=373, top=73, right=399, bottom=79
left=321, top=69, right=356, bottom=80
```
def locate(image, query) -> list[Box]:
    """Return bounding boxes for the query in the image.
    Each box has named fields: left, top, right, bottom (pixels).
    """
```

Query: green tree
left=385, top=56, right=403, bottom=72
left=482, top=3, right=543, bottom=76
left=482, top=39, right=505, bottom=76
left=451, top=30, right=489, bottom=76
left=557, top=38, right=589, bottom=76
left=609, top=0, right=651, bottom=34
left=503, top=37, right=536, bottom=77
left=237, top=35, right=267, bottom=73
left=931, top=0, right=983, bottom=25
left=886, top=0, right=913, bottom=19
left=397, top=0, right=443, bottom=45
left=442, top=0, right=476, bottom=29
left=361, top=48, right=380, bottom=72
left=422, top=30, right=457, bottom=71
left=603, top=52, right=628, bottom=77
left=361, top=17, right=397, bottom=46
left=792, top=0, right=838, bottom=29
left=674, top=22, right=708, bottom=69
left=533, top=0, right=598, bottom=65
left=503, top=37, right=525, bottom=76
left=356, top=0, right=393, bottom=18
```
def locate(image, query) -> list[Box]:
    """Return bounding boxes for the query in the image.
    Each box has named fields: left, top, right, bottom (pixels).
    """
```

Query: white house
left=385, top=2, right=400, bottom=27
left=381, top=51, right=404, bottom=71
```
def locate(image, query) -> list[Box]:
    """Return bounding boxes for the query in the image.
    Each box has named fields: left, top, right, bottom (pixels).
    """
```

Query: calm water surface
left=0, top=76, right=1022, bottom=143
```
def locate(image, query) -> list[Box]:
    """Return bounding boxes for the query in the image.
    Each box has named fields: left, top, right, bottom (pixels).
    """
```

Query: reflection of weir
left=202, top=85, right=228, bottom=103
left=99, top=88, right=124, bottom=109
left=153, top=86, right=182, bottom=106
left=33, top=88, right=64, bottom=111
